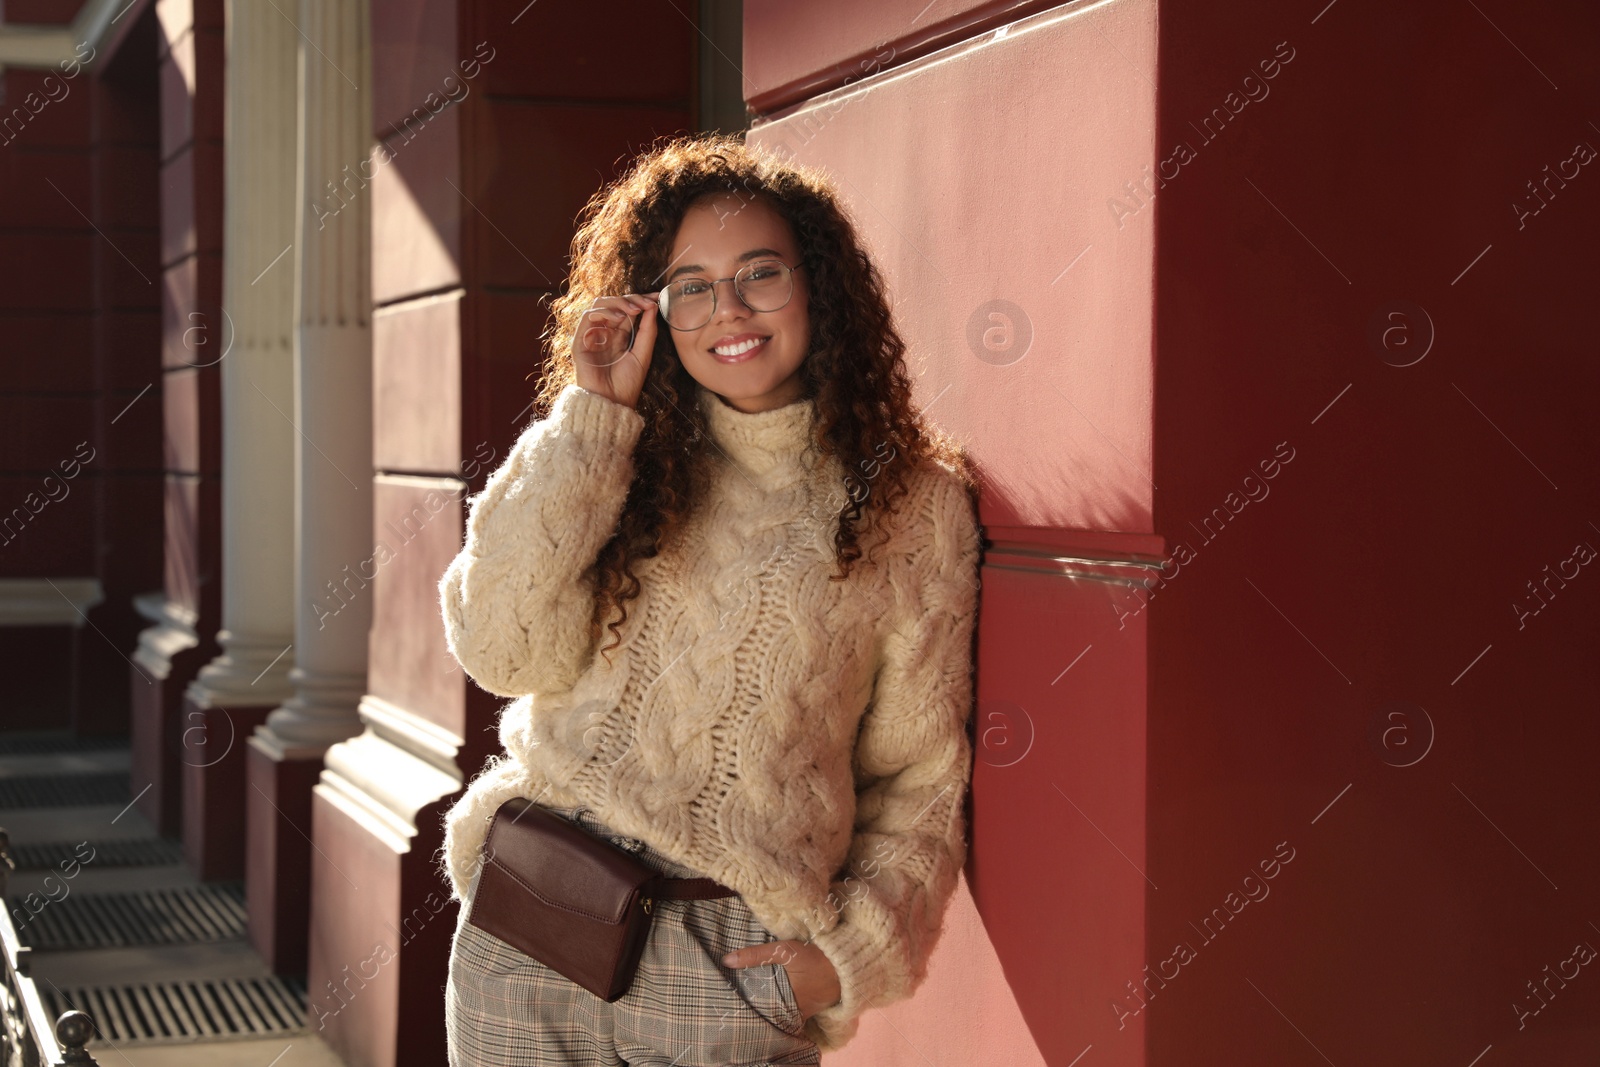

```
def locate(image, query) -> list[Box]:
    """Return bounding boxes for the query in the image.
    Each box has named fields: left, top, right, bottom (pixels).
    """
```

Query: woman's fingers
left=577, top=302, right=635, bottom=356
left=722, top=940, right=798, bottom=968
left=578, top=295, right=653, bottom=341
left=720, top=940, right=839, bottom=1022
left=570, top=291, right=660, bottom=409
left=585, top=293, right=658, bottom=358
left=630, top=293, right=659, bottom=356
left=588, top=293, right=649, bottom=315
left=581, top=307, right=626, bottom=326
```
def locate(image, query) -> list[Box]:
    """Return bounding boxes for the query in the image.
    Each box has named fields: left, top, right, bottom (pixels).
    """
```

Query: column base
left=181, top=698, right=274, bottom=880
left=246, top=734, right=324, bottom=975
left=130, top=597, right=215, bottom=836
left=306, top=726, right=462, bottom=1067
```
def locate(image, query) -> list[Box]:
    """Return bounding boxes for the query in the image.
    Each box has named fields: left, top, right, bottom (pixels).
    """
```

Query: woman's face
left=659, top=193, right=810, bottom=414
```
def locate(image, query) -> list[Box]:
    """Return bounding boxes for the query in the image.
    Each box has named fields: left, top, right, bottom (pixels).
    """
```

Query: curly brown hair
left=532, top=132, right=975, bottom=663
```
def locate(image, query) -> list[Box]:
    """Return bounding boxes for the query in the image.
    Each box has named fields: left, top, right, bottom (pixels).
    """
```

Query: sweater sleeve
left=801, top=468, right=982, bottom=1051
left=437, top=383, right=644, bottom=698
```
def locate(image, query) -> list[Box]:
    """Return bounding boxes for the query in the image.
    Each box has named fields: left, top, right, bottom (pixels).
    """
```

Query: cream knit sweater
left=437, top=379, right=981, bottom=1052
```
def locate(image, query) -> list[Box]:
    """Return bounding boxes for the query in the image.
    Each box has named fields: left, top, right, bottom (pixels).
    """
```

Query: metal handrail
left=0, top=828, right=100, bottom=1066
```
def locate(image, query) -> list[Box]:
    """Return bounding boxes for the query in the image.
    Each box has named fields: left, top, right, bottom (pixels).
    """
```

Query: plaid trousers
left=445, top=803, right=823, bottom=1067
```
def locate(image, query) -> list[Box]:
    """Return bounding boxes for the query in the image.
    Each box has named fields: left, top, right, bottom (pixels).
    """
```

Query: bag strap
left=644, top=874, right=739, bottom=900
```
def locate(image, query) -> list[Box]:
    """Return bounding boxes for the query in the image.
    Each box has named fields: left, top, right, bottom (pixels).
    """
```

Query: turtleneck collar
left=694, top=381, right=823, bottom=488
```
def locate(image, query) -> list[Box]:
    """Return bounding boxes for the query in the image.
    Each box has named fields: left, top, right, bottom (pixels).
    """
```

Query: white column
left=255, top=0, right=372, bottom=762
left=186, top=0, right=298, bottom=712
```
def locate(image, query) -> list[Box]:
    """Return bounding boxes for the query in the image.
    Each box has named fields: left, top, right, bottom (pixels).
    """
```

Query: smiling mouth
left=711, top=336, right=770, bottom=360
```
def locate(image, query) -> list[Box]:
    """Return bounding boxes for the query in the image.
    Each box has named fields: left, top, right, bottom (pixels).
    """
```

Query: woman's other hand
left=571, top=291, right=660, bottom=410
left=722, top=939, right=841, bottom=1021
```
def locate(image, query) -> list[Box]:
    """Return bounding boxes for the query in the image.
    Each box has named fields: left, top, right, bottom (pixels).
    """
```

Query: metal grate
left=17, top=883, right=247, bottom=950
left=0, top=773, right=129, bottom=809
left=0, top=732, right=128, bottom=756
left=7, top=837, right=184, bottom=871
left=42, top=976, right=308, bottom=1045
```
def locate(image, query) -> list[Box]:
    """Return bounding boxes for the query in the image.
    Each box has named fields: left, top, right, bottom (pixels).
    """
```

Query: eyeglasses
left=658, top=259, right=803, bottom=332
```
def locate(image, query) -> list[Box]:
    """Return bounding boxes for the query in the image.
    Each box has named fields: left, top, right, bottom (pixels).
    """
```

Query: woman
left=438, top=132, right=982, bottom=1066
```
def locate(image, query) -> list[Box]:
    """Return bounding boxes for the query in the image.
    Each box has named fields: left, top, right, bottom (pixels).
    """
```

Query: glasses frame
left=658, top=259, right=805, bottom=333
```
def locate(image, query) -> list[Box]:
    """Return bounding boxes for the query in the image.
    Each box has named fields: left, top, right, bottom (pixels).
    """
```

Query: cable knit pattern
left=437, top=380, right=981, bottom=1052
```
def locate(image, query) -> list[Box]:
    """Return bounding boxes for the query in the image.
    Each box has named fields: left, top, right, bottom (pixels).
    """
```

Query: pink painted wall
left=746, top=0, right=1160, bottom=1063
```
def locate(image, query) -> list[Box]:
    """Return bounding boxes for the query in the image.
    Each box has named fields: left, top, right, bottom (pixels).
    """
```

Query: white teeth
left=713, top=337, right=766, bottom=356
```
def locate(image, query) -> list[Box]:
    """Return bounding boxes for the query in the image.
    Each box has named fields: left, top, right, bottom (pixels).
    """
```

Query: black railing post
left=0, top=826, right=101, bottom=1066
left=55, top=1011, right=97, bottom=1065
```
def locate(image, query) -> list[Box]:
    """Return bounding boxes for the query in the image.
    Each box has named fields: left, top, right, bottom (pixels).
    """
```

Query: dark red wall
left=0, top=1, right=162, bottom=736
left=123, top=0, right=224, bottom=834
left=744, top=0, right=1600, bottom=1062
left=1147, top=2, right=1600, bottom=1063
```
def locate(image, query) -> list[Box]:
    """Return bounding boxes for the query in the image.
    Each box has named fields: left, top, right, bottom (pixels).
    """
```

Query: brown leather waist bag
left=465, top=796, right=739, bottom=1002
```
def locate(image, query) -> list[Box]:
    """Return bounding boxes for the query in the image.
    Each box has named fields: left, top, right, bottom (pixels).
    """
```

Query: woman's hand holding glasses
left=571, top=291, right=661, bottom=411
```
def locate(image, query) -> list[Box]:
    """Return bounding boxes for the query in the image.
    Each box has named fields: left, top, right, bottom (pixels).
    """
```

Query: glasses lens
left=663, top=279, right=715, bottom=331
left=736, top=261, right=793, bottom=312
left=662, top=262, right=794, bottom=331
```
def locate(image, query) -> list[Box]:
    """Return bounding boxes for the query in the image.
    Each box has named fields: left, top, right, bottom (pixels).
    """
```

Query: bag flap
left=482, top=797, right=653, bottom=925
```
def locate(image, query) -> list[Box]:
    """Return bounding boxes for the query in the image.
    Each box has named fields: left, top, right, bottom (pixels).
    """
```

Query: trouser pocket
left=616, top=895, right=820, bottom=1064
